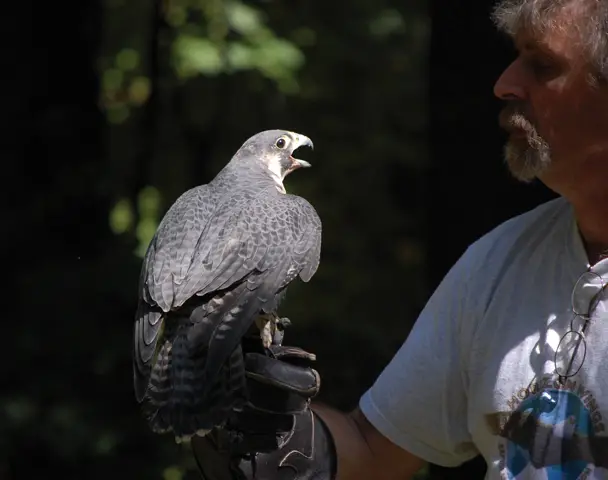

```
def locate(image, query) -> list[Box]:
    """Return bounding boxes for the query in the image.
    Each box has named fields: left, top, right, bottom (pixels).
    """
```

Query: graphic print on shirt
left=489, top=375, right=608, bottom=479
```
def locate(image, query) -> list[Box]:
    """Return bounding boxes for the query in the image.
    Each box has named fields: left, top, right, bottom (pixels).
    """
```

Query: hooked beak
left=290, top=134, right=313, bottom=169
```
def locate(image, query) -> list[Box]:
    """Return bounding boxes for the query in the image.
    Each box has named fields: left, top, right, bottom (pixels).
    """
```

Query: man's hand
left=191, top=331, right=337, bottom=480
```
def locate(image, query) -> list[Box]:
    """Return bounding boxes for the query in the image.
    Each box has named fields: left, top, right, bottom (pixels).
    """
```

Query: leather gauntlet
left=191, top=337, right=337, bottom=480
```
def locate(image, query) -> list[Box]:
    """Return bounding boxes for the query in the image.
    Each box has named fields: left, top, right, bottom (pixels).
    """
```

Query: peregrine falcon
left=132, top=129, right=322, bottom=442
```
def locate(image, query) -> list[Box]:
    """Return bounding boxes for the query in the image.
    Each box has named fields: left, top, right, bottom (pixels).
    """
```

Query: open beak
left=290, top=134, right=313, bottom=169
left=293, top=158, right=311, bottom=168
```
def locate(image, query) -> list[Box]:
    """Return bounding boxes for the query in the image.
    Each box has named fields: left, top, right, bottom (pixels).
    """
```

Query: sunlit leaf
left=163, top=466, right=183, bottom=480
left=109, top=198, right=134, bottom=234
left=102, top=68, right=123, bottom=92
left=254, top=38, right=305, bottom=85
left=291, top=27, right=317, bottom=47
left=128, top=76, right=151, bottom=105
left=135, top=186, right=162, bottom=257
left=225, top=1, right=262, bottom=36
left=245, top=24, right=273, bottom=44
left=276, top=78, right=300, bottom=95
left=173, top=35, right=224, bottom=77
left=105, top=104, right=130, bottom=124
left=116, top=48, right=140, bottom=71
left=226, top=42, right=255, bottom=70
left=167, top=5, right=187, bottom=27
left=369, top=9, right=405, bottom=37
left=138, top=186, right=161, bottom=217
left=136, top=219, right=157, bottom=258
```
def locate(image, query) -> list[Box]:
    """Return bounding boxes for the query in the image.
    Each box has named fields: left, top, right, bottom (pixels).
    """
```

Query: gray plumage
left=132, top=130, right=322, bottom=441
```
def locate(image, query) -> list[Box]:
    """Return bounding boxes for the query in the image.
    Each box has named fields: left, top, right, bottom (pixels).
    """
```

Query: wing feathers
left=142, top=189, right=320, bottom=313
left=135, top=185, right=322, bottom=415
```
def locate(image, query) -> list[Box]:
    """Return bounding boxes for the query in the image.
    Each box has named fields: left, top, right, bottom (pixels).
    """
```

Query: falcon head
left=241, top=130, right=314, bottom=193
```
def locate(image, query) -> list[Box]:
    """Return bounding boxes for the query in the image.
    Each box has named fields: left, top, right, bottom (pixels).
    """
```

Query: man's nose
left=493, top=58, right=527, bottom=101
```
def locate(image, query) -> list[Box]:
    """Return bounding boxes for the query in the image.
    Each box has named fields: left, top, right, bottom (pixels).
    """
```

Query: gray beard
left=503, top=132, right=553, bottom=183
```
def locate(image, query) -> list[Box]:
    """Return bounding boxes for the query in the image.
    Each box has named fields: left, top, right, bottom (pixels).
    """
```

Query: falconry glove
left=191, top=336, right=337, bottom=480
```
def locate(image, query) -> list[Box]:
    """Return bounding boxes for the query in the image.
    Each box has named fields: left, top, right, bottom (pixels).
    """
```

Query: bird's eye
left=276, top=138, right=287, bottom=149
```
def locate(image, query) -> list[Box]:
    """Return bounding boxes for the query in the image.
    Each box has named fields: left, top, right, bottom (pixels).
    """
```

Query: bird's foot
left=271, top=317, right=291, bottom=346
left=277, top=317, right=291, bottom=330
left=255, top=314, right=292, bottom=348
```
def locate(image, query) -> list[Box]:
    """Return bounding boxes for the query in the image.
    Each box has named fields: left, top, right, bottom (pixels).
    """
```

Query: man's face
left=493, top=7, right=608, bottom=186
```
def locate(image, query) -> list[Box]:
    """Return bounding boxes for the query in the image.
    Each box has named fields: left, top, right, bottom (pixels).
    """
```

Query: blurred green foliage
left=6, top=0, right=431, bottom=478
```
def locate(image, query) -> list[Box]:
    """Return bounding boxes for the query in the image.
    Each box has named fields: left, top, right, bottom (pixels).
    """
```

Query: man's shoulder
left=457, top=196, right=572, bottom=275
left=480, top=195, right=568, bottom=241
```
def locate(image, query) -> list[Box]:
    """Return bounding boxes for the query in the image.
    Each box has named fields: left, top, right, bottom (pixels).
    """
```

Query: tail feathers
left=142, top=330, right=248, bottom=440
left=133, top=305, right=164, bottom=402
left=198, top=279, right=277, bottom=395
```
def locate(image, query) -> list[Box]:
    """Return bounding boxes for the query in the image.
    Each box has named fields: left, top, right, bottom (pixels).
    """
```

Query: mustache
left=498, top=103, right=536, bottom=133
left=499, top=103, right=550, bottom=151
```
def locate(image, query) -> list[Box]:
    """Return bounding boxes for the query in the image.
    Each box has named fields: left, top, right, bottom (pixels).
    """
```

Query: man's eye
left=533, top=60, right=553, bottom=71
left=524, top=57, right=556, bottom=76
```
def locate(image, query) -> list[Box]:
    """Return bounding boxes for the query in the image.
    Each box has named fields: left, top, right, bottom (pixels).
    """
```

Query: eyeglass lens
left=571, top=271, right=604, bottom=316
left=554, top=271, right=605, bottom=378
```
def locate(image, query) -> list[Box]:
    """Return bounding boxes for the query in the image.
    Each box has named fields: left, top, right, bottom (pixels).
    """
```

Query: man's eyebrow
left=514, top=37, right=566, bottom=61
left=515, top=38, right=542, bottom=52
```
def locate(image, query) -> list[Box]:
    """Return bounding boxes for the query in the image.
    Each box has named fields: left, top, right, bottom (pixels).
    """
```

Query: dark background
left=5, top=0, right=557, bottom=478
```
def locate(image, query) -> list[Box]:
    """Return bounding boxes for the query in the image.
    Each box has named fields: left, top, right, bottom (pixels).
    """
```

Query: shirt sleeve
left=358, top=246, right=481, bottom=467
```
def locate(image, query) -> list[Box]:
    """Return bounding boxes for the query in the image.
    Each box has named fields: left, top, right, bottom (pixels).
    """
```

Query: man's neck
left=546, top=154, right=608, bottom=264
left=572, top=197, right=608, bottom=264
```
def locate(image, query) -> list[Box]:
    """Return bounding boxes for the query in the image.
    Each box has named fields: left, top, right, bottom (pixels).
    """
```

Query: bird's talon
left=277, top=317, right=291, bottom=330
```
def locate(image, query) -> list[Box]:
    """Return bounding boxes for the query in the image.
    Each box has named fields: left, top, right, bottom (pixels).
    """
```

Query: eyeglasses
left=553, top=266, right=606, bottom=383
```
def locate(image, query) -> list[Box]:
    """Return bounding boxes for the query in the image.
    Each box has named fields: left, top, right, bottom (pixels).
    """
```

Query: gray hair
left=491, top=0, right=608, bottom=84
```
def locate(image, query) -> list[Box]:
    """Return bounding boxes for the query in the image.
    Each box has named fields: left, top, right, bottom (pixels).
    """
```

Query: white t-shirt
left=359, top=196, right=608, bottom=479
